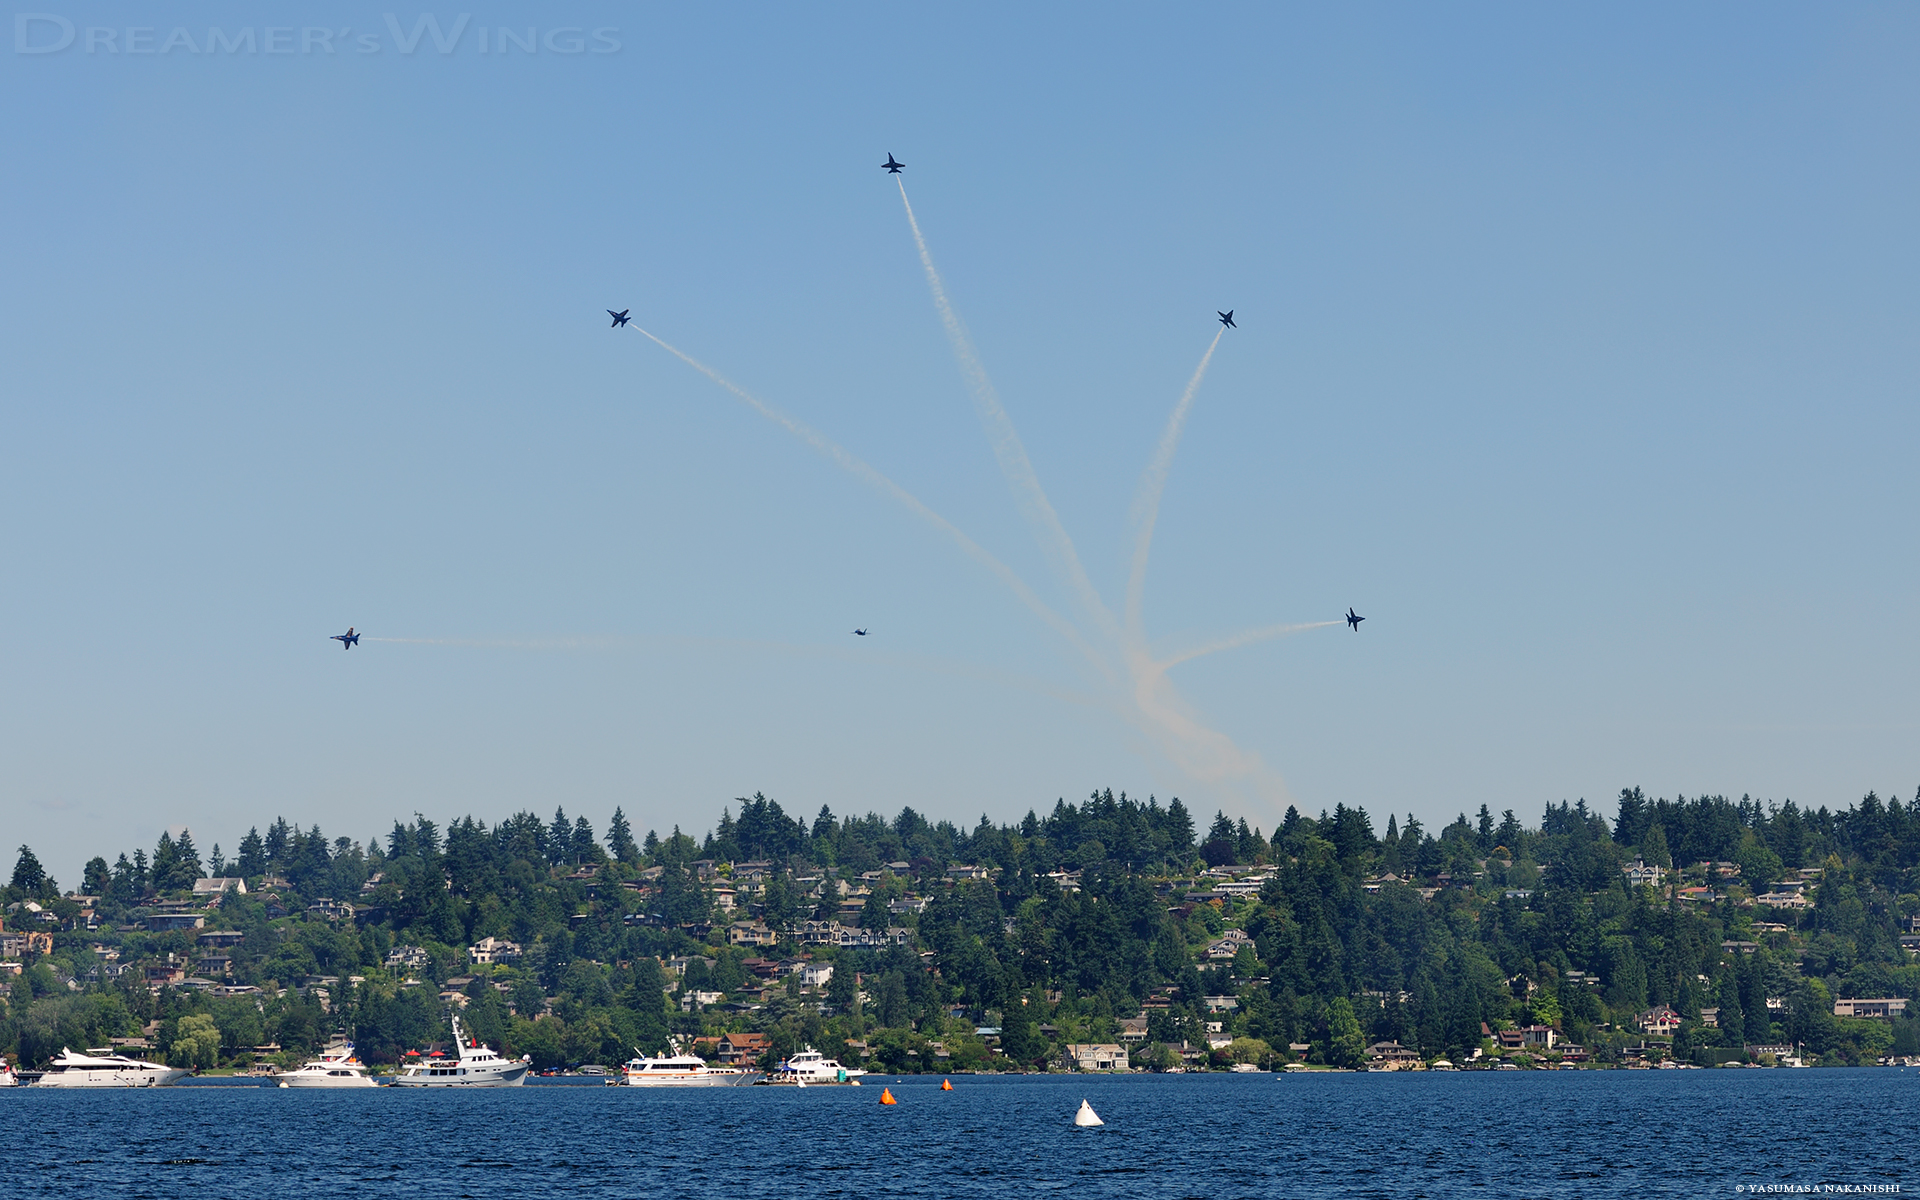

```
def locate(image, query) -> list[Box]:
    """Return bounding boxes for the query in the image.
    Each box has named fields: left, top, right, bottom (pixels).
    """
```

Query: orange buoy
left=879, top=1087, right=897, bottom=1105
left=941, top=1078, right=953, bottom=1091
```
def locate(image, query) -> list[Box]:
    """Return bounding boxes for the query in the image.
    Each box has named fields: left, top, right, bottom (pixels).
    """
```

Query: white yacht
left=391, top=1017, right=529, bottom=1087
left=34, top=1047, right=191, bottom=1088
left=769, top=1046, right=864, bottom=1085
left=617, top=1050, right=761, bottom=1087
left=278, top=1041, right=380, bottom=1088
left=0, top=1061, right=16, bottom=1087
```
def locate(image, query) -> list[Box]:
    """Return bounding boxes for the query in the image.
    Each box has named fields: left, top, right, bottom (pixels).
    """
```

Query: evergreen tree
left=151, top=832, right=181, bottom=893
left=548, top=807, right=573, bottom=866
left=572, top=816, right=600, bottom=864
left=208, top=844, right=226, bottom=877
left=174, top=829, right=204, bottom=883
left=10, top=845, right=47, bottom=894
left=607, top=807, right=639, bottom=864
left=236, top=827, right=266, bottom=877
left=264, top=817, right=292, bottom=864
left=81, top=856, right=111, bottom=896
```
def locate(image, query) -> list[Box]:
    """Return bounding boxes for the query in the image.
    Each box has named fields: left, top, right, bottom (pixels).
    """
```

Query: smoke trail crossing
left=896, top=178, right=1118, bottom=642
left=1126, top=328, right=1223, bottom=647
left=631, top=325, right=1110, bottom=677
left=1154, top=620, right=1340, bottom=671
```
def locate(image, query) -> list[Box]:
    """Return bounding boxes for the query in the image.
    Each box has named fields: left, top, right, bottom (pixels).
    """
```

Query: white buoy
left=1074, top=1098, right=1104, bottom=1127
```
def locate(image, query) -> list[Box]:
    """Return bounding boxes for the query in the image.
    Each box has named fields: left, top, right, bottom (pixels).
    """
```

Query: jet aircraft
left=853, top=629, right=869, bottom=637
left=882, top=153, right=905, bottom=174
left=608, top=309, right=631, bottom=328
left=332, top=627, right=360, bottom=649
left=1217, top=310, right=1236, bottom=329
left=1346, top=608, right=1364, bottom=631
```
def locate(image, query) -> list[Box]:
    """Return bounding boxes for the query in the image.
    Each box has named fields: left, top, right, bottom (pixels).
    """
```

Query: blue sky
left=4, top=3, right=1917, bottom=885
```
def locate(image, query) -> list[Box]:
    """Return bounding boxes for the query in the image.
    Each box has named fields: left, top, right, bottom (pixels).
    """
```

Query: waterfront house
left=1061, top=1043, right=1129, bottom=1072
left=1366, top=1040, right=1421, bottom=1069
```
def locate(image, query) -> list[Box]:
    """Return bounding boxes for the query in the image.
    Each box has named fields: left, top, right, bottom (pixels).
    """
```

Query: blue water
left=11, top=1070, right=1916, bottom=1197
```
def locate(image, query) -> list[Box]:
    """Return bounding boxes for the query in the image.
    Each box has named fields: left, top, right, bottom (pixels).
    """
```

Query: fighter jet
left=881, top=153, right=905, bottom=174
left=1217, top=310, right=1236, bottom=329
left=853, top=629, right=869, bottom=637
left=608, top=309, right=631, bottom=328
left=1346, top=608, right=1364, bottom=632
left=331, top=627, right=360, bottom=649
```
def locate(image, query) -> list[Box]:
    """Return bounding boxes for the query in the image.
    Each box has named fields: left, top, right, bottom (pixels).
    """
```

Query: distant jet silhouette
left=881, top=153, right=905, bottom=174
left=1346, top=608, right=1364, bottom=631
left=852, top=629, right=868, bottom=636
left=608, top=309, right=630, bottom=328
left=332, top=627, right=360, bottom=649
left=1217, top=310, right=1236, bottom=329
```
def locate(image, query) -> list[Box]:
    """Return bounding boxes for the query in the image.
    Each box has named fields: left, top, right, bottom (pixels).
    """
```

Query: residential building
left=1637, top=1005, right=1682, bottom=1035
left=1834, top=998, right=1909, bottom=1020
left=191, top=877, right=248, bottom=899
left=799, top=962, right=834, bottom=988
left=1366, top=1040, right=1421, bottom=1069
left=145, top=913, right=205, bottom=932
left=714, top=1032, right=771, bottom=1064
left=1119, top=1016, right=1149, bottom=1043
left=305, top=899, right=354, bottom=922
left=468, top=937, right=522, bottom=964
left=1060, top=1043, right=1129, bottom=1072
left=1700, top=1007, right=1720, bottom=1028
left=727, top=921, right=778, bottom=947
left=386, top=944, right=430, bottom=971
left=1623, top=860, right=1667, bottom=886
left=680, top=989, right=725, bottom=1012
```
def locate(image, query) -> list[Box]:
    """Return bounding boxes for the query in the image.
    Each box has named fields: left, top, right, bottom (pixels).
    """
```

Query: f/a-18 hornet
left=1346, top=608, right=1364, bottom=631
left=608, top=309, right=631, bottom=328
left=1217, top=310, right=1236, bottom=329
left=881, top=153, right=905, bottom=174
left=331, top=627, right=360, bottom=649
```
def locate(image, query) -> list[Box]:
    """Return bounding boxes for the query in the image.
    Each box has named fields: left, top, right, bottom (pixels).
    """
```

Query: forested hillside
left=6, top=785, right=1920, bottom=1072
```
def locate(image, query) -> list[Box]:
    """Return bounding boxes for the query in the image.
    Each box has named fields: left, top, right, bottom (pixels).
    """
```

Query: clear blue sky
left=5, top=3, right=1917, bottom=885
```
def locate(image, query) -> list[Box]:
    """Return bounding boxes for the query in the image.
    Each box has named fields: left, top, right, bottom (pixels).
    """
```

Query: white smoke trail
left=896, top=178, right=1118, bottom=642
left=364, top=636, right=638, bottom=650
left=1125, top=328, right=1223, bottom=646
left=632, top=325, right=1111, bottom=678
left=1155, top=620, right=1341, bottom=671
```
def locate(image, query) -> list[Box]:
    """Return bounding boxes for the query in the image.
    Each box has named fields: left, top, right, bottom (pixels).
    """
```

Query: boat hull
left=620, top=1071, right=762, bottom=1087
left=279, top=1073, right=380, bottom=1088
left=390, top=1064, right=528, bottom=1087
left=34, top=1067, right=191, bottom=1088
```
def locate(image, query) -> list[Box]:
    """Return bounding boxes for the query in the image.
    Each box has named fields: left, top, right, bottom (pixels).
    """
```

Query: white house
left=1061, top=1043, right=1129, bottom=1072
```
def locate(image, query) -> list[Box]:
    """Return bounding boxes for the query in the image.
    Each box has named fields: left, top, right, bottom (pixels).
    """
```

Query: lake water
left=12, top=1069, right=1917, bottom=1198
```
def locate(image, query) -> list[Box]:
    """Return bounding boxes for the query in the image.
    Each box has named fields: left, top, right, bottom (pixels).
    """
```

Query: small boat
left=278, top=1040, right=379, bottom=1088
left=33, top=1047, right=190, bottom=1088
left=0, top=1061, right=16, bottom=1087
left=616, top=1050, right=760, bottom=1087
left=766, top=1046, right=865, bottom=1085
left=391, top=1017, right=529, bottom=1087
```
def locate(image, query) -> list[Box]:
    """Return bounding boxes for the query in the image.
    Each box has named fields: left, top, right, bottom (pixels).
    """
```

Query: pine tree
left=548, top=808, right=572, bottom=866
left=82, top=856, right=111, bottom=896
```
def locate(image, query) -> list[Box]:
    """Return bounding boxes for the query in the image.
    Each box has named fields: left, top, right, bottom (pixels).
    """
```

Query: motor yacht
left=391, top=1017, right=529, bottom=1087
left=768, top=1046, right=864, bottom=1085
left=278, top=1040, right=380, bottom=1088
left=33, top=1047, right=190, bottom=1088
left=617, top=1050, right=760, bottom=1087
left=0, top=1061, right=16, bottom=1087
